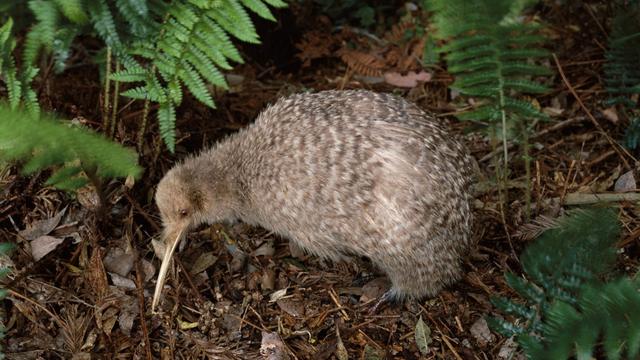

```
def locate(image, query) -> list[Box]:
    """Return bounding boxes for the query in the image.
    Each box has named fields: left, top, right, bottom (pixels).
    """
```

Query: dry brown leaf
left=602, top=107, right=619, bottom=124
left=31, top=235, right=65, bottom=261
left=190, top=251, right=218, bottom=275
left=19, top=207, right=67, bottom=241
left=615, top=170, right=636, bottom=193
left=253, top=240, right=275, bottom=257
left=108, top=272, right=136, bottom=289
left=276, top=297, right=305, bottom=318
left=103, top=247, right=135, bottom=277
left=76, top=185, right=101, bottom=212
left=383, top=70, right=431, bottom=88
left=260, top=331, right=290, bottom=360
left=360, top=277, right=389, bottom=303
left=470, top=317, right=495, bottom=346
left=117, top=296, right=139, bottom=336
left=85, top=248, right=109, bottom=299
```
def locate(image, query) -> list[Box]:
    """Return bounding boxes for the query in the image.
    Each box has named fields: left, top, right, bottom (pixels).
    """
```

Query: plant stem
left=523, top=122, right=531, bottom=220
left=102, top=47, right=112, bottom=133
left=109, top=60, right=121, bottom=138
left=137, top=97, right=151, bottom=152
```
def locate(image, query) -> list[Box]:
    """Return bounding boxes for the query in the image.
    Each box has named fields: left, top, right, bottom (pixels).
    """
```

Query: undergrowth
left=0, top=242, right=11, bottom=360
left=489, top=208, right=640, bottom=359
left=604, top=0, right=640, bottom=150
left=0, top=105, right=141, bottom=191
left=426, top=0, right=551, bottom=216
left=0, top=0, right=286, bottom=152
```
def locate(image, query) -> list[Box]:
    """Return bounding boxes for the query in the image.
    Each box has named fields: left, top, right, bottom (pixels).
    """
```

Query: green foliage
left=112, top=0, right=286, bottom=151
left=0, top=104, right=142, bottom=190
left=0, top=0, right=286, bottom=153
left=426, top=0, right=550, bottom=133
left=623, top=117, right=640, bottom=149
left=311, top=0, right=381, bottom=28
left=0, top=19, right=40, bottom=115
left=489, top=208, right=640, bottom=359
left=604, top=2, right=640, bottom=108
left=604, top=1, right=640, bottom=150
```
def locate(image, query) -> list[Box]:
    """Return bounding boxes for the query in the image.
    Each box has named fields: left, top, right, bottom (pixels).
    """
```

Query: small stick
left=560, top=192, right=640, bottom=205
left=135, top=257, right=153, bottom=360
left=328, top=287, right=350, bottom=321
left=441, top=334, right=464, bottom=360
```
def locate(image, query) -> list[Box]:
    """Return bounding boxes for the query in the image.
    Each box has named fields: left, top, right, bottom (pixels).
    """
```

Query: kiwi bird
left=152, top=90, right=474, bottom=312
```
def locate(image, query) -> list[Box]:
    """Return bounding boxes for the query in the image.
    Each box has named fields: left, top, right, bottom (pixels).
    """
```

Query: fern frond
left=604, top=2, right=640, bottom=107
left=490, top=208, right=637, bottom=359
left=114, top=0, right=283, bottom=152
left=0, top=105, right=142, bottom=190
left=0, top=18, right=21, bottom=110
left=427, top=0, right=550, bottom=174
left=21, top=66, right=41, bottom=116
left=157, top=101, right=176, bottom=153
left=207, top=1, right=259, bottom=44
left=240, top=0, right=276, bottom=21
left=23, top=0, right=59, bottom=65
left=539, top=277, right=640, bottom=360
left=86, top=0, right=121, bottom=49
left=179, top=61, right=215, bottom=107
left=52, top=0, right=88, bottom=24
left=114, top=0, right=156, bottom=39
left=262, top=0, right=287, bottom=7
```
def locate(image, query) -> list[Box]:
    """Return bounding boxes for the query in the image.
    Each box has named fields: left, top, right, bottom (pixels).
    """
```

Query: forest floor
left=1, top=1, right=639, bottom=359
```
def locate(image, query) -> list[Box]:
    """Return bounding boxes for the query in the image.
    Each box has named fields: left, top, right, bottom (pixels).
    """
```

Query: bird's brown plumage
left=153, top=90, right=474, bottom=311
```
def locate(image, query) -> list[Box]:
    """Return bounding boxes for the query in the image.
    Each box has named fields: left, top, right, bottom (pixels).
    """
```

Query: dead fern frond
left=514, top=214, right=563, bottom=241
left=384, top=21, right=416, bottom=44
left=295, top=30, right=335, bottom=67
left=60, top=304, right=92, bottom=355
left=338, top=48, right=386, bottom=76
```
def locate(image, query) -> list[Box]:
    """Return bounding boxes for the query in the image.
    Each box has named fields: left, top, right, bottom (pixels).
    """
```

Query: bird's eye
left=179, top=209, right=188, bottom=217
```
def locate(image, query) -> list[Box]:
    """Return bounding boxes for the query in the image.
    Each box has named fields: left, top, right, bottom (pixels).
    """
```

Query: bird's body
left=154, top=90, right=474, bottom=310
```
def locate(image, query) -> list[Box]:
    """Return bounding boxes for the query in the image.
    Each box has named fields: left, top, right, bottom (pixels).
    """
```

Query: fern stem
left=523, top=123, right=531, bottom=220
left=102, top=46, right=112, bottom=133
left=137, top=97, right=152, bottom=152
left=109, top=60, right=121, bottom=138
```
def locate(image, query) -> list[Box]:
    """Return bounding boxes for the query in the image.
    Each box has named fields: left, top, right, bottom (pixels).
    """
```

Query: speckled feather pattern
left=162, top=90, right=474, bottom=300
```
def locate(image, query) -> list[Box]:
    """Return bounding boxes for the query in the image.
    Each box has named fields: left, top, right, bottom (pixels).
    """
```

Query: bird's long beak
left=151, top=224, right=187, bottom=313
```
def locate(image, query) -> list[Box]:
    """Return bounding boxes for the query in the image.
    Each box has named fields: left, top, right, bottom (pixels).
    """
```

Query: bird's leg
left=368, top=289, right=398, bottom=315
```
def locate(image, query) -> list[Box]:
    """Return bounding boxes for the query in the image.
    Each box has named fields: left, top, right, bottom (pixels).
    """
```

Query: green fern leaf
left=185, top=46, right=228, bottom=87
left=457, top=105, right=502, bottom=122
left=604, top=2, right=640, bottom=108
left=179, top=62, right=214, bottom=107
left=110, top=68, right=147, bottom=82
left=207, top=1, right=260, bottom=44
left=52, top=0, right=88, bottom=24
left=86, top=0, right=121, bottom=48
left=503, top=79, right=548, bottom=94
left=503, top=98, right=546, bottom=119
left=240, top=0, right=276, bottom=21
left=23, top=0, right=59, bottom=65
left=0, top=105, right=141, bottom=190
left=262, top=0, right=287, bottom=7
left=501, top=62, right=552, bottom=76
left=45, top=165, right=83, bottom=186
left=157, top=101, right=176, bottom=153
